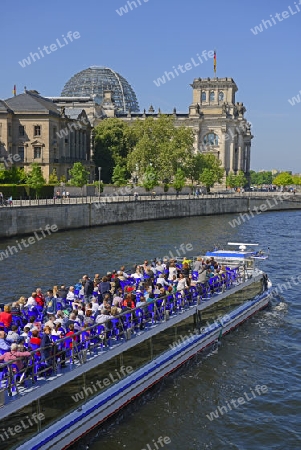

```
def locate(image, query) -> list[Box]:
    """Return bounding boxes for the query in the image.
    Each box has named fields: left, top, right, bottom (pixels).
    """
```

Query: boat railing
left=0, top=267, right=246, bottom=405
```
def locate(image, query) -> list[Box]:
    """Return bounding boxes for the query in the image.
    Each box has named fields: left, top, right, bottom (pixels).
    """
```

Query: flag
left=214, top=51, right=216, bottom=74
left=13, top=85, right=16, bottom=96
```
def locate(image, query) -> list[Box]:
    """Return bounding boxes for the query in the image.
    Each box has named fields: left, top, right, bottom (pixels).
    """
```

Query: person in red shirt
left=35, top=288, right=45, bottom=307
left=65, top=324, right=76, bottom=348
left=0, top=305, right=13, bottom=328
left=30, top=329, right=42, bottom=356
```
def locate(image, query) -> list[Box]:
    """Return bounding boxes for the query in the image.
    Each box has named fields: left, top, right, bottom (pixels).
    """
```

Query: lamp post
left=98, top=166, right=102, bottom=201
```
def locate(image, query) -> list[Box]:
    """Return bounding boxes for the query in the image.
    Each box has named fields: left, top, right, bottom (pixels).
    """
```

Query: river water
left=0, top=210, right=300, bottom=450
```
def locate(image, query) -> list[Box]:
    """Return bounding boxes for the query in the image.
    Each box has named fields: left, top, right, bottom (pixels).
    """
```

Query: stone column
left=246, top=145, right=251, bottom=173
left=230, top=142, right=235, bottom=172
left=220, top=131, right=226, bottom=167
left=237, top=146, right=242, bottom=171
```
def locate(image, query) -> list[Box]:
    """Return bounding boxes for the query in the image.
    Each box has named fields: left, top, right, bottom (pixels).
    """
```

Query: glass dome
left=61, top=66, right=139, bottom=112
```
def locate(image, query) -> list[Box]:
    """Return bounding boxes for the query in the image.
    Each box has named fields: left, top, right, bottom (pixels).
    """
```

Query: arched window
left=201, top=91, right=206, bottom=101
left=203, top=133, right=219, bottom=146
left=218, top=91, right=224, bottom=101
left=209, top=91, right=215, bottom=101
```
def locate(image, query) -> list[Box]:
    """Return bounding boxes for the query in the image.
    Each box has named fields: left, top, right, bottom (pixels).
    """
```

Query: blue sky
left=1, top=0, right=300, bottom=172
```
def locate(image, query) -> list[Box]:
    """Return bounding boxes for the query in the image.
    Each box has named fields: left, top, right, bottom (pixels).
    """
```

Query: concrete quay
left=0, top=193, right=300, bottom=239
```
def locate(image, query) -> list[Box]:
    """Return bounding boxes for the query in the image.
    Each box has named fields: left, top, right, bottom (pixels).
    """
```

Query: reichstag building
left=0, top=66, right=252, bottom=183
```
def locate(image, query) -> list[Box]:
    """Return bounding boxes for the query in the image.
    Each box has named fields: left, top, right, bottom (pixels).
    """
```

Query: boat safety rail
left=0, top=269, right=242, bottom=403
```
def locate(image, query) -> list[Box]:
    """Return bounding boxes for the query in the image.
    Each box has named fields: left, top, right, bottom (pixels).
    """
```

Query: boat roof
left=205, top=250, right=256, bottom=259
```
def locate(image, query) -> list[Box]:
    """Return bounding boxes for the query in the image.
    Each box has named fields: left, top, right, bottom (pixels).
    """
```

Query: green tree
left=184, top=153, right=204, bottom=186
left=112, top=164, right=129, bottom=187
left=0, top=166, right=26, bottom=184
left=69, top=162, right=89, bottom=188
left=226, top=171, right=237, bottom=188
left=199, top=154, right=224, bottom=192
left=26, top=163, right=46, bottom=198
left=273, top=172, right=293, bottom=187
left=235, top=170, right=247, bottom=188
left=141, top=165, right=158, bottom=191
left=48, top=168, right=59, bottom=184
left=127, top=115, right=194, bottom=183
left=93, top=119, right=135, bottom=183
left=292, top=175, right=301, bottom=185
left=173, top=168, right=186, bottom=193
left=250, top=171, right=272, bottom=185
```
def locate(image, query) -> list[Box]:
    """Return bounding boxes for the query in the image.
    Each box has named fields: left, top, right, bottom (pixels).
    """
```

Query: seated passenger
left=0, top=330, right=10, bottom=351
left=67, top=286, right=75, bottom=301
left=35, top=288, right=45, bottom=307
left=0, top=305, right=13, bottom=328
left=157, top=273, right=169, bottom=287
left=10, top=302, right=21, bottom=316
left=30, top=329, right=42, bottom=356
left=0, top=343, right=31, bottom=371
left=25, top=293, right=38, bottom=309
left=6, top=325, right=20, bottom=343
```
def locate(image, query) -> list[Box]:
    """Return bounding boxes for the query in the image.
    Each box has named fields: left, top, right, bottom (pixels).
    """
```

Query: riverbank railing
left=0, top=191, right=298, bottom=208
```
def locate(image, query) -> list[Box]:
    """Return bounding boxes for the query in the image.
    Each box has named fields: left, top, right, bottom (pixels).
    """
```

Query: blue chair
left=122, top=313, right=133, bottom=331
left=175, top=291, right=184, bottom=310
left=192, top=271, right=199, bottom=281
left=190, top=286, right=198, bottom=301
left=135, top=308, right=146, bottom=329
left=108, top=318, right=121, bottom=341
left=79, top=331, right=91, bottom=351
left=147, top=303, right=156, bottom=323
left=119, top=280, right=129, bottom=291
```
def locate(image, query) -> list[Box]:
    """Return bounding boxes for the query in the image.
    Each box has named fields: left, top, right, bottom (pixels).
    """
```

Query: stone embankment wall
left=0, top=195, right=301, bottom=239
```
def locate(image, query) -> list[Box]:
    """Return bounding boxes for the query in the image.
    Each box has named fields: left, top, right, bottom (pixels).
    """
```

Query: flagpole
left=213, top=50, right=216, bottom=78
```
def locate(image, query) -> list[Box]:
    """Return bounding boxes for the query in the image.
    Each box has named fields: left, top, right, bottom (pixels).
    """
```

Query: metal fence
left=0, top=191, right=296, bottom=208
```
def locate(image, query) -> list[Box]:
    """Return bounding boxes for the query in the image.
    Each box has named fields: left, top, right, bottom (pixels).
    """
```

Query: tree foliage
left=292, top=175, right=301, bottom=185
left=250, top=171, right=273, bottom=185
left=273, top=172, right=293, bottom=187
left=48, top=168, right=59, bottom=184
left=69, top=162, right=89, bottom=188
left=93, top=119, right=135, bottom=183
left=173, top=168, right=186, bottom=192
left=227, top=171, right=247, bottom=188
left=112, top=164, right=129, bottom=187
left=127, top=115, right=194, bottom=183
left=199, top=154, right=224, bottom=192
left=26, top=163, right=46, bottom=198
left=141, top=165, right=158, bottom=191
left=0, top=166, right=26, bottom=184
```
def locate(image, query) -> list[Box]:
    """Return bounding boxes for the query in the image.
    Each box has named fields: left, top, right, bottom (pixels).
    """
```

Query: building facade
left=116, top=77, right=252, bottom=181
left=0, top=90, right=94, bottom=182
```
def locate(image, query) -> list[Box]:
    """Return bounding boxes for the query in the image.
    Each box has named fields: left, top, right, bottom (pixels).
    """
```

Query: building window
left=201, top=91, right=206, bottom=101
left=18, top=146, right=24, bottom=161
left=218, top=92, right=224, bottom=101
left=34, top=147, right=41, bottom=159
left=19, top=125, right=25, bottom=136
left=209, top=91, right=215, bottom=101
left=8, top=125, right=12, bottom=137
left=53, top=127, right=57, bottom=139
left=203, top=133, right=219, bottom=146
left=34, top=125, right=41, bottom=136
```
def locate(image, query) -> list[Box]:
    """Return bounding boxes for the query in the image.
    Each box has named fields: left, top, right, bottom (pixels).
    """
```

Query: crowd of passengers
left=0, top=257, right=228, bottom=371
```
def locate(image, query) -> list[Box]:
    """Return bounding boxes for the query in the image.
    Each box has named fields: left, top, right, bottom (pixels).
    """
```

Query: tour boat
left=0, top=243, right=272, bottom=450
